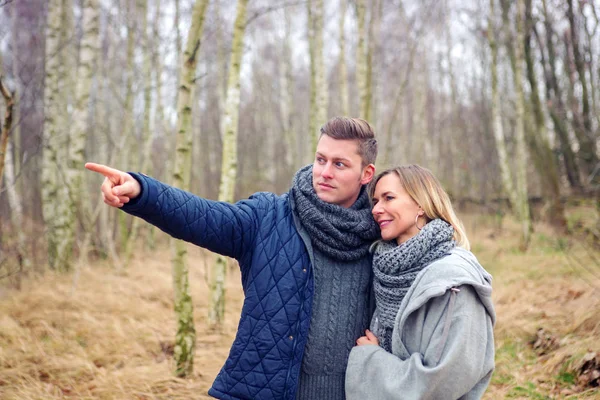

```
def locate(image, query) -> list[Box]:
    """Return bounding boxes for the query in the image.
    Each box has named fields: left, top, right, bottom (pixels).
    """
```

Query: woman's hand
left=356, top=329, right=379, bottom=346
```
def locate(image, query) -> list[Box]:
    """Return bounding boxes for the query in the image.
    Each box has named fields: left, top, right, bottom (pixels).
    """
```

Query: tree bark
left=355, top=0, right=367, bottom=119
left=0, top=76, right=14, bottom=190
left=170, top=0, right=210, bottom=377
left=338, top=0, right=349, bottom=116
left=308, top=0, right=327, bottom=152
left=42, top=0, right=75, bottom=272
left=489, top=0, right=518, bottom=212
left=68, top=0, right=101, bottom=265
left=124, top=0, right=155, bottom=262
left=512, top=0, right=533, bottom=249
left=281, top=6, right=296, bottom=176
left=118, top=0, right=138, bottom=254
left=566, top=0, right=598, bottom=182
left=209, top=0, right=249, bottom=328
left=523, top=0, right=566, bottom=229
left=499, top=0, right=532, bottom=249
left=539, top=0, right=582, bottom=190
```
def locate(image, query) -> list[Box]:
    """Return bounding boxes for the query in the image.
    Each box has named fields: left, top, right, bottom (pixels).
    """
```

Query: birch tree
left=170, top=0, right=210, bottom=377
left=123, top=0, right=155, bottom=262
left=338, top=0, right=350, bottom=116
left=209, top=0, right=248, bottom=327
left=41, top=0, right=75, bottom=271
left=566, top=0, right=598, bottom=182
left=314, top=0, right=327, bottom=133
left=10, top=1, right=22, bottom=188
left=364, top=0, right=376, bottom=122
left=281, top=7, right=296, bottom=176
left=355, top=0, right=367, bottom=119
left=0, top=75, right=14, bottom=190
left=539, top=0, right=582, bottom=190
left=118, top=0, right=138, bottom=253
left=308, top=0, right=327, bottom=151
left=489, top=0, right=518, bottom=216
left=523, top=0, right=566, bottom=229
left=501, top=0, right=532, bottom=249
left=1, top=56, right=30, bottom=286
left=67, top=0, right=100, bottom=265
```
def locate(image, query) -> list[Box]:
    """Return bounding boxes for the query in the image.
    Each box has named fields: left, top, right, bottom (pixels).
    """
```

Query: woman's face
left=371, top=173, right=423, bottom=245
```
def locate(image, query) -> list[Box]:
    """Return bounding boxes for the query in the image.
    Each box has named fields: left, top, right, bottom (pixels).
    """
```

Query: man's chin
left=315, top=190, right=335, bottom=204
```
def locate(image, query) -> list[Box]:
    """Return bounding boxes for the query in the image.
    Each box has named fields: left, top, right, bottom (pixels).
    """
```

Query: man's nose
left=321, top=162, right=334, bottom=178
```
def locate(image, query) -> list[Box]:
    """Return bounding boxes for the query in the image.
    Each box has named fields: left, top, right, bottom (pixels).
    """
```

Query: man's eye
left=335, top=162, right=345, bottom=168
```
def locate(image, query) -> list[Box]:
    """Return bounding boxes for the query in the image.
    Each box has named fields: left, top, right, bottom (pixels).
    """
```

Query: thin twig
left=0, top=0, right=15, bottom=9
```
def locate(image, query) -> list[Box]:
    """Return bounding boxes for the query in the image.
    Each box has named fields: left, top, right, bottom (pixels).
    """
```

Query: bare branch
left=0, top=0, right=15, bottom=9
left=245, top=0, right=307, bottom=27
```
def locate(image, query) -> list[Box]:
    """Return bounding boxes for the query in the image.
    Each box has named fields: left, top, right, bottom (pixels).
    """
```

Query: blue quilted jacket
left=123, top=173, right=314, bottom=399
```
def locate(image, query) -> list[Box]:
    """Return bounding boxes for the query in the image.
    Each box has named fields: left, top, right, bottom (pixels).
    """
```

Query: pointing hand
left=85, top=162, right=141, bottom=208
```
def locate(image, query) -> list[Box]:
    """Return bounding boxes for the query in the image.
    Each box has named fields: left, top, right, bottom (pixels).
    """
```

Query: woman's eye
left=385, top=196, right=394, bottom=201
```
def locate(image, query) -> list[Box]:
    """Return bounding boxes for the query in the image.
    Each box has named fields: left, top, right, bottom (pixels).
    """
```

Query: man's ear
left=360, top=164, right=376, bottom=185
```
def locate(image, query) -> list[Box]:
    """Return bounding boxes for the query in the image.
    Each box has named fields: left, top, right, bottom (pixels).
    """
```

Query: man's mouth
left=318, top=183, right=334, bottom=189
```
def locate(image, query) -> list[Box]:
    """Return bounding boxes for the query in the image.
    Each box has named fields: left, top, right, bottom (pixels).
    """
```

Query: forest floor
left=0, top=212, right=599, bottom=399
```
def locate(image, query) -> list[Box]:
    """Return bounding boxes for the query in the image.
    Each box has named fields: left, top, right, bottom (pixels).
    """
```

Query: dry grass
left=0, top=247, right=244, bottom=399
left=1, top=214, right=599, bottom=399
left=464, top=215, right=600, bottom=399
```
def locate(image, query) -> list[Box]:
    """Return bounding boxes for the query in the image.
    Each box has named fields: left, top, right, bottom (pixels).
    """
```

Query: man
left=86, top=116, right=379, bottom=400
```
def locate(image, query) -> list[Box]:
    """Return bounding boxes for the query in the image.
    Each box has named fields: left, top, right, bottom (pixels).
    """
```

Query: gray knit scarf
left=290, top=164, right=380, bottom=261
left=372, top=219, right=455, bottom=352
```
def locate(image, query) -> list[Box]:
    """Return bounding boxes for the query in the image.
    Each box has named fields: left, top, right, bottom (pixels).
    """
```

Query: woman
left=345, top=165, right=495, bottom=400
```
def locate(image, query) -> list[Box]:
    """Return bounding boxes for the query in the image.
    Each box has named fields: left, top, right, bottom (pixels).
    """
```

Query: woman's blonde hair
left=368, top=164, right=470, bottom=250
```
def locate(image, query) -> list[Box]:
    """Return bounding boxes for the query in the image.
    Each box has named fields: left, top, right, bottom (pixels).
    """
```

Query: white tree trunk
left=281, top=7, right=296, bottom=173
left=42, top=0, right=74, bottom=272
left=513, top=0, right=532, bottom=249
left=314, top=0, right=328, bottom=132
left=488, top=0, right=517, bottom=209
left=209, top=0, right=249, bottom=327
left=118, top=0, right=137, bottom=253
left=68, top=0, right=100, bottom=265
left=170, top=0, right=210, bottom=377
left=338, top=0, right=350, bottom=116
left=124, top=0, right=155, bottom=262
left=356, top=0, right=367, bottom=118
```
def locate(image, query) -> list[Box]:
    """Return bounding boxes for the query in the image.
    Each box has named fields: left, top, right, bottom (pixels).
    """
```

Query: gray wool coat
left=345, top=247, right=496, bottom=400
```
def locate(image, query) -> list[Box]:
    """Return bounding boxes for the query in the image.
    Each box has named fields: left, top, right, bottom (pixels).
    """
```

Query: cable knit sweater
left=293, top=216, right=373, bottom=400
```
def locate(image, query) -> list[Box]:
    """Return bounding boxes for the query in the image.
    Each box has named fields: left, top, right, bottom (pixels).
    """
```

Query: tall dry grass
left=464, top=214, right=600, bottom=399
left=0, top=214, right=599, bottom=399
left=0, top=247, right=244, bottom=399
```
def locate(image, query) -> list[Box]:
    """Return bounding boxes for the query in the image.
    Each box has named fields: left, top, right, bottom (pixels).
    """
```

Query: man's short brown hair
left=319, top=117, right=378, bottom=167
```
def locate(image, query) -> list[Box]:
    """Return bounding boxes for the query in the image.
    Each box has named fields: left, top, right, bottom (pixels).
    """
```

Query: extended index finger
left=85, top=162, right=122, bottom=179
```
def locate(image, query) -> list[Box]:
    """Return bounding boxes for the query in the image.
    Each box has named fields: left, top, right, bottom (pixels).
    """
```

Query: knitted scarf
left=372, top=219, right=456, bottom=352
left=290, top=165, right=380, bottom=261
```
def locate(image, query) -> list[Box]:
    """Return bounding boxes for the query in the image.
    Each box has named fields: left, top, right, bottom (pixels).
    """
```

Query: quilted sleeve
left=121, top=172, right=260, bottom=260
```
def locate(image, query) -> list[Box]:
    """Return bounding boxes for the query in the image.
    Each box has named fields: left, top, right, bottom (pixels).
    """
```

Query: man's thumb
left=113, top=179, right=139, bottom=198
